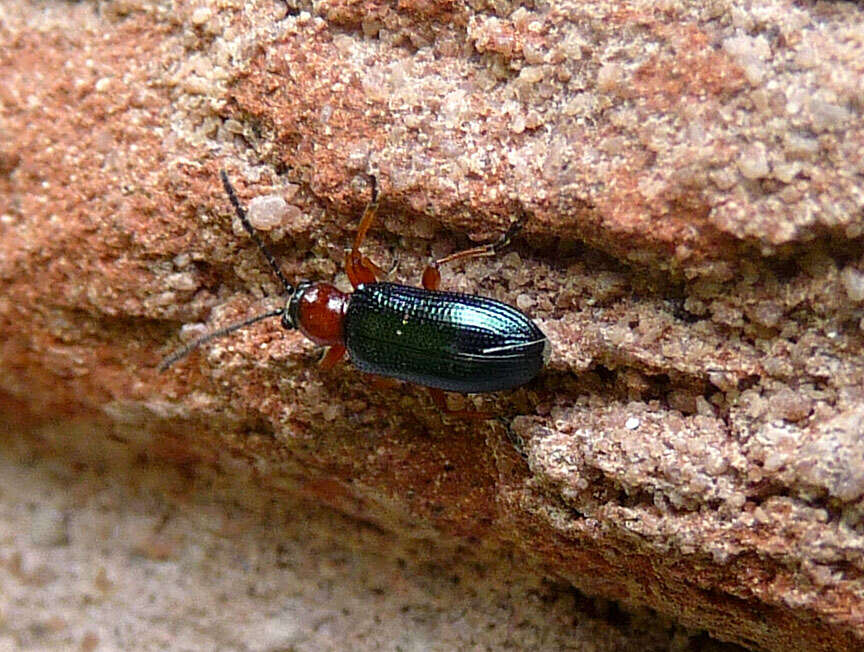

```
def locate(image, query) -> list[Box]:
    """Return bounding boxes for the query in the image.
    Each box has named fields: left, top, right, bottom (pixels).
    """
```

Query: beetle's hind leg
left=421, top=220, right=523, bottom=291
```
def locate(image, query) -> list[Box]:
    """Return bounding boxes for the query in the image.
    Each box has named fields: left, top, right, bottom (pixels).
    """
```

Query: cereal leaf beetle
left=160, top=171, right=549, bottom=406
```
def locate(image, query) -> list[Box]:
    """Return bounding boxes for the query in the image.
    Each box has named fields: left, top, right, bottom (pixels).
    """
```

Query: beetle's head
left=283, top=281, right=312, bottom=330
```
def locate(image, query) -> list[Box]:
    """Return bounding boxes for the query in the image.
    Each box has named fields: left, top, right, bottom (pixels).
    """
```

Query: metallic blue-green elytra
left=343, top=282, right=549, bottom=393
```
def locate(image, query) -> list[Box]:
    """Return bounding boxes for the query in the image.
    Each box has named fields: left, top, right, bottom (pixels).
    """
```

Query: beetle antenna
left=159, top=308, right=285, bottom=372
left=220, top=170, right=294, bottom=295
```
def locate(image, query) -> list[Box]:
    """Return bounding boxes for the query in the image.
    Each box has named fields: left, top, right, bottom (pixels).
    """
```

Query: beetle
left=160, top=171, right=549, bottom=410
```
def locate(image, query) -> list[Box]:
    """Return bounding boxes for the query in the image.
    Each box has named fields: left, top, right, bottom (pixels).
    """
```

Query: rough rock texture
left=3, top=424, right=729, bottom=651
left=1, top=0, right=863, bottom=650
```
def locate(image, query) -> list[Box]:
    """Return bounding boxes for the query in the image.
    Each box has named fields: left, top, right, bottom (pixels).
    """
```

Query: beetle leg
left=362, top=255, right=388, bottom=278
left=319, top=344, right=346, bottom=370
left=346, top=176, right=382, bottom=288
left=427, top=388, right=492, bottom=421
left=363, top=373, right=401, bottom=390
left=422, top=244, right=492, bottom=290
left=421, top=220, right=523, bottom=291
left=346, top=251, right=396, bottom=287
left=346, top=252, right=379, bottom=288
left=359, top=249, right=399, bottom=281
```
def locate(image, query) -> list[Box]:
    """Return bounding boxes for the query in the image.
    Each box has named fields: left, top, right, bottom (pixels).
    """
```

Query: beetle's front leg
left=346, top=176, right=385, bottom=288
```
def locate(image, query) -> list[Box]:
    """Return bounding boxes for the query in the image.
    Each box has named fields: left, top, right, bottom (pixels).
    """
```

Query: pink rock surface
left=2, top=1, right=864, bottom=649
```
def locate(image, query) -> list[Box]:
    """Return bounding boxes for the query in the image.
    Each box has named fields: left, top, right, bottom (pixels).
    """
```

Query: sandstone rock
left=2, top=0, right=864, bottom=649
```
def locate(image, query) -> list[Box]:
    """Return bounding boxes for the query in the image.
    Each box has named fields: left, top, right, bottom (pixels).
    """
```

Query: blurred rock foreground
left=1, top=0, right=863, bottom=650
